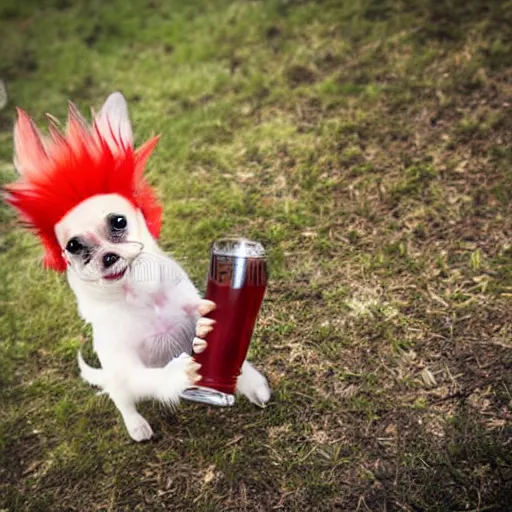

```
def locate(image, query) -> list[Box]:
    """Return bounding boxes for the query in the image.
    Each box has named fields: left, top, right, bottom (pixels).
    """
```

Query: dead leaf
left=203, top=465, right=216, bottom=485
left=421, top=368, right=437, bottom=388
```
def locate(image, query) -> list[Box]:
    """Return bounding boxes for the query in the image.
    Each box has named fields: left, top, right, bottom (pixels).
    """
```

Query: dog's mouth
left=102, top=266, right=128, bottom=281
left=65, top=240, right=144, bottom=283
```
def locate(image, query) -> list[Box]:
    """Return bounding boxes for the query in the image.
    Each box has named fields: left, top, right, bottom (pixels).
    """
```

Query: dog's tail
left=77, top=351, right=106, bottom=389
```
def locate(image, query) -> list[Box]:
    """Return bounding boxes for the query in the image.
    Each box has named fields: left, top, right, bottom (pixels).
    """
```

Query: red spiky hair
left=4, top=100, right=162, bottom=272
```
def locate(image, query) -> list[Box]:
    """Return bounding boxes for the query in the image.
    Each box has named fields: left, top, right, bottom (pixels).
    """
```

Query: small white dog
left=5, top=92, right=270, bottom=441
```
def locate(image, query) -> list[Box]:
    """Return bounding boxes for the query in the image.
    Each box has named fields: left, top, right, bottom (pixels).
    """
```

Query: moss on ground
left=1, top=0, right=511, bottom=510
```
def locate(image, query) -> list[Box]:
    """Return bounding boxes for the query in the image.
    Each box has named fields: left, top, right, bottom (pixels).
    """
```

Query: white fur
left=94, top=91, right=133, bottom=150
left=55, top=93, right=271, bottom=441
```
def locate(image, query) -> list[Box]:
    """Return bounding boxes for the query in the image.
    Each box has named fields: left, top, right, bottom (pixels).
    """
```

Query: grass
left=1, top=0, right=511, bottom=510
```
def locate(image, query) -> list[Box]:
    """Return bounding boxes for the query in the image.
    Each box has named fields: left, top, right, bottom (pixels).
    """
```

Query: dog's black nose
left=103, top=252, right=120, bottom=268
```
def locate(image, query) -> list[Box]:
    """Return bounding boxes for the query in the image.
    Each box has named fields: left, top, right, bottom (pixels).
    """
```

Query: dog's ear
left=13, top=108, right=48, bottom=175
left=95, top=92, right=133, bottom=150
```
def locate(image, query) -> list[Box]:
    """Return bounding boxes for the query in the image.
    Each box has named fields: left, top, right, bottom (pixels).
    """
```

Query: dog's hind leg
left=98, top=352, right=200, bottom=441
left=236, top=361, right=271, bottom=407
left=108, top=387, right=155, bottom=442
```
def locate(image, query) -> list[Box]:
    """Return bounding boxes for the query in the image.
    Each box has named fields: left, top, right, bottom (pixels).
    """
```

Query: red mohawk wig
left=4, top=94, right=162, bottom=271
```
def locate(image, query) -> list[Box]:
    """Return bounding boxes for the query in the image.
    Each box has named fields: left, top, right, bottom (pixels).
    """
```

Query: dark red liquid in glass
left=194, top=255, right=267, bottom=395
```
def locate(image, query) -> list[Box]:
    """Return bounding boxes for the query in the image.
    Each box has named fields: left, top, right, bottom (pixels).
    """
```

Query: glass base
left=180, top=386, right=235, bottom=407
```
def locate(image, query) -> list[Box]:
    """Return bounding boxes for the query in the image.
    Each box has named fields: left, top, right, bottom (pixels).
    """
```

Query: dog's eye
left=108, top=214, right=127, bottom=232
left=66, top=237, right=84, bottom=255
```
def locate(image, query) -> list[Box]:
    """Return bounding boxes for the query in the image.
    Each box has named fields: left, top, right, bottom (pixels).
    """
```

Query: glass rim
left=211, top=238, right=265, bottom=258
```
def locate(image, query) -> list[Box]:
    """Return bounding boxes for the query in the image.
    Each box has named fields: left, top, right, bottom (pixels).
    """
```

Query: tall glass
left=181, top=238, right=267, bottom=406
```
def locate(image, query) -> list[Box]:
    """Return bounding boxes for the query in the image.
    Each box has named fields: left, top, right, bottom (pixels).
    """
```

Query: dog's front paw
left=161, top=353, right=201, bottom=401
left=192, top=300, right=216, bottom=354
left=198, top=299, right=216, bottom=316
left=192, top=316, right=216, bottom=354
left=237, top=361, right=271, bottom=407
left=125, top=413, right=154, bottom=442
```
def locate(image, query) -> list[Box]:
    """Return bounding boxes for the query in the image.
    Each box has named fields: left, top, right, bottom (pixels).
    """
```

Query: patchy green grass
left=1, top=0, right=511, bottom=510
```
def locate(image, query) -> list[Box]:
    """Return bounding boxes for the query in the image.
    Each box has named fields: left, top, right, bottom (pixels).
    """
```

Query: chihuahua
left=5, top=92, right=270, bottom=441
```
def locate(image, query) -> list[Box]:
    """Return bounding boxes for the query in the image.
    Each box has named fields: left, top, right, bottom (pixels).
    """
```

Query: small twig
left=477, top=340, right=511, bottom=350
left=293, top=391, right=316, bottom=401
left=458, top=505, right=498, bottom=512
left=502, top=381, right=511, bottom=400
left=225, top=434, right=243, bottom=447
left=418, top=457, right=431, bottom=469
left=355, top=495, right=372, bottom=512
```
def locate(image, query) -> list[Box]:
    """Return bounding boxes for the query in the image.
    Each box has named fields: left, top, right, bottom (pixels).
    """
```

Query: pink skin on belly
left=122, top=285, right=197, bottom=341
left=152, top=290, right=167, bottom=309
